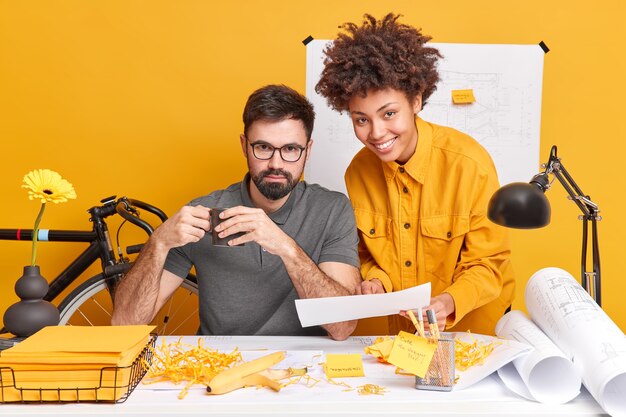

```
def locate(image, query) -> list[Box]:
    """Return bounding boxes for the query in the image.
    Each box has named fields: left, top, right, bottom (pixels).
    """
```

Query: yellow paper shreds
left=327, top=377, right=353, bottom=390
left=454, top=331, right=498, bottom=372
left=394, top=367, right=413, bottom=376
left=363, top=336, right=394, bottom=364
left=142, top=337, right=242, bottom=399
left=279, top=373, right=321, bottom=390
left=357, top=383, right=387, bottom=396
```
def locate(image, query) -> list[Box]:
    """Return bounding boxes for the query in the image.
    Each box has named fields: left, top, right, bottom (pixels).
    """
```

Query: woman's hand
left=360, top=278, right=384, bottom=294
left=400, top=292, right=455, bottom=331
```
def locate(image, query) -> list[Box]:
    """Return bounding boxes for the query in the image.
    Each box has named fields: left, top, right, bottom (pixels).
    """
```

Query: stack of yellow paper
left=0, top=325, right=154, bottom=402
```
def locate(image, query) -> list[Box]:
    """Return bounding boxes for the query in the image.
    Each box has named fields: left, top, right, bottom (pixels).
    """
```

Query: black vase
left=3, top=265, right=60, bottom=337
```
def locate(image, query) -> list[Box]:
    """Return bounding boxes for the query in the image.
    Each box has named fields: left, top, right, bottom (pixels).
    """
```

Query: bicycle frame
left=1, top=196, right=200, bottom=336
left=0, top=196, right=166, bottom=304
left=0, top=228, right=101, bottom=302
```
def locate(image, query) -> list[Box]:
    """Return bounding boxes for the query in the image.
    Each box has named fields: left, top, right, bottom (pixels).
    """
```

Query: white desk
left=0, top=335, right=610, bottom=417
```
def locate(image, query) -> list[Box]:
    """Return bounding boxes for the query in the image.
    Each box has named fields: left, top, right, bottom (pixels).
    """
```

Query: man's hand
left=151, top=205, right=211, bottom=251
left=213, top=206, right=295, bottom=256
left=213, top=206, right=360, bottom=341
left=111, top=206, right=208, bottom=326
left=361, top=278, right=385, bottom=294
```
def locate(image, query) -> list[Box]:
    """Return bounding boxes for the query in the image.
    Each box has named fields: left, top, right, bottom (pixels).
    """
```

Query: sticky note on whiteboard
left=452, top=89, right=475, bottom=104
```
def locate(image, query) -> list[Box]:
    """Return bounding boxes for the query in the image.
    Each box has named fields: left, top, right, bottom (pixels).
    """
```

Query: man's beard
left=252, top=169, right=299, bottom=201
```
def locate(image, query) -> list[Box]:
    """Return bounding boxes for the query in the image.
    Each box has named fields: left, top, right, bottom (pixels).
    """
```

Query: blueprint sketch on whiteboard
left=305, top=40, right=544, bottom=195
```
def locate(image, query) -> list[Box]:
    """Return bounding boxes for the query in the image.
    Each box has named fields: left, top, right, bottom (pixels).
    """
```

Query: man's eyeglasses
left=246, top=138, right=307, bottom=162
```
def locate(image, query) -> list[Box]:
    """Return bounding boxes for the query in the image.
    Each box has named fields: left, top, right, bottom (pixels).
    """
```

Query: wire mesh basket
left=0, top=333, right=156, bottom=403
left=415, top=337, right=455, bottom=392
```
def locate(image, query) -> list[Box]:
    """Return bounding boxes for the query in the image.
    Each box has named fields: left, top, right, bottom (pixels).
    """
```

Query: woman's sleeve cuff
left=364, top=268, right=393, bottom=293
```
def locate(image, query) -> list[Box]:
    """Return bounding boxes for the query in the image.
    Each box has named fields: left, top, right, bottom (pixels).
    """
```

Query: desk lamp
left=487, top=145, right=602, bottom=306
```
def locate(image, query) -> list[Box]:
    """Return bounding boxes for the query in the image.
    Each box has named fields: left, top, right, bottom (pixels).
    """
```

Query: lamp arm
left=591, top=216, right=601, bottom=305
left=549, top=161, right=600, bottom=220
left=545, top=151, right=602, bottom=306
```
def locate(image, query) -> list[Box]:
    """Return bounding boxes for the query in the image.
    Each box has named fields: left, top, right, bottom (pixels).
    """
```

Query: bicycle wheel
left=57, top=274, right=200, bottom=336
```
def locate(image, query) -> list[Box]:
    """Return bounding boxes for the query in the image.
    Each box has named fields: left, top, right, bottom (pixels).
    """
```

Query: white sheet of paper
left=295, top=283, right=431, bottom=327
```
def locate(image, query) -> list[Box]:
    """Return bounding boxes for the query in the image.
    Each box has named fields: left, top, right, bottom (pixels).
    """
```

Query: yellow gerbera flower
left=21, top=169, right=77, bottom=265
left=22, top=169, right=77, bottom=204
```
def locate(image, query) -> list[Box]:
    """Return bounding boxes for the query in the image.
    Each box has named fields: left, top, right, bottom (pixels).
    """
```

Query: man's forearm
left=280, top=242, right=358, bottom=340
left=111, top=238, right=168, bottom=325
left=281, top=244, right=352, bottom=299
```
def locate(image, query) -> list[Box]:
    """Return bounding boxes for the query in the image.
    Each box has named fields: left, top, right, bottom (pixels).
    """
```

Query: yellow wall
left=1, top=0, right=624, bottom=334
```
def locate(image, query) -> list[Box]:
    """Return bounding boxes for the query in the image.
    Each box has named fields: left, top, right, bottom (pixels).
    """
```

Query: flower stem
left=31, top=203, right=46, bottom=266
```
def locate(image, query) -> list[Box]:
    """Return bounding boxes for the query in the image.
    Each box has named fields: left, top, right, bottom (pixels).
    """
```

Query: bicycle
left=0, top=196, right=199, bottom=337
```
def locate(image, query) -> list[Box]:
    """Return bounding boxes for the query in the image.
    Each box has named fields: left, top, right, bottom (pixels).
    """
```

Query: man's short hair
left=243, top=85, right=315, bottom=140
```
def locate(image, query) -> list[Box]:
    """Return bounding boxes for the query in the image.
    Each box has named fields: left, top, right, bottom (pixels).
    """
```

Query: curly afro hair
left=315, top=13, right=442, bottom=112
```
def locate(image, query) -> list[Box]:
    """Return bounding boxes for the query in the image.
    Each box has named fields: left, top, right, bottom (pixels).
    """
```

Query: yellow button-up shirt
left=345, top=117, right=515, bottom=335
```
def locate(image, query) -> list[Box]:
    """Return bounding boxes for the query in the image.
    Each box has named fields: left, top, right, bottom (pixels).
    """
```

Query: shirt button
left=369, top=228, right=375, bottom=235
left=399, top=167, right=405, bottom=173
left=405, top=260, right=412, bottom=267
left=447, top=231, right=452, bottom=238
left=404, top=223, right=411, bottom=229
left=403, top=187, right=409, bottom=193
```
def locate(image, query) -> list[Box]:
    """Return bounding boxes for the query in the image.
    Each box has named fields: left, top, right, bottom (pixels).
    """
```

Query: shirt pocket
left=420, top=215, right=469, bottom=281
left=354, top=209, right=391, bottom=240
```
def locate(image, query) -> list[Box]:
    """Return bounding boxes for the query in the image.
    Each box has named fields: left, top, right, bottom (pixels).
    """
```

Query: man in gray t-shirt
left=165, top=175, right=358, bottom=337
left=112, top=85, right=361, bottom=340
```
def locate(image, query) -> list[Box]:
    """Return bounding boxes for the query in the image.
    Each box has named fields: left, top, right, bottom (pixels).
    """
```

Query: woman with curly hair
left=315, top=13, right=515, bottom=335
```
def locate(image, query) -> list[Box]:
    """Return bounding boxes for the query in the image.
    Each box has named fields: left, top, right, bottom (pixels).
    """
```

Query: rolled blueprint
left=495, top=309, right=581, bottom=404
left=524, top=267, right=626, bottom=416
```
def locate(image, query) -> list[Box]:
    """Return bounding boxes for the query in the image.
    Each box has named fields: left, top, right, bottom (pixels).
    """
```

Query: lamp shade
left=488, top=182, right=551, bottom=229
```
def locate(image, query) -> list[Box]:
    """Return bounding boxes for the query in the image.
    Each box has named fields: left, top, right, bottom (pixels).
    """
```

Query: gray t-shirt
left=164, top=175, right=359, bottom=336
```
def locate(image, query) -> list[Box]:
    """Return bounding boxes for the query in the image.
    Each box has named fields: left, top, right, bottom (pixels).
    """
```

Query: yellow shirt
left=345, top=117, right=515, bottom=335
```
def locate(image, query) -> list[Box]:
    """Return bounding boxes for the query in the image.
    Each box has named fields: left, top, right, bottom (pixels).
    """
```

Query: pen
left=426, top=309, right=440, bottom=340
left=426, top=309, right=443, bottom=387
left=407, top=310, right=425, bottom=338
left=417, top=307, right=425, bottom=338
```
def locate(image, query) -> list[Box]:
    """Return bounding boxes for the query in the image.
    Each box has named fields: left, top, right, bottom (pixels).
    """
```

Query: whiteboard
left=304, top=40, right=544, bottom=195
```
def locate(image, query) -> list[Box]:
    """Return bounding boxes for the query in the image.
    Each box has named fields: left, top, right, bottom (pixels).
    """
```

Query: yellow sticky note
left=452, top=89, right=475, bottom=104
left=387, top=331, right=437, bottom=378
left=324, top=353, right=365, bottom=378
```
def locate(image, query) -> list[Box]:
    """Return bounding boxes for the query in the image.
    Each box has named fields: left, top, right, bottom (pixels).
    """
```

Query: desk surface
left=0, top=335, right=610, bottom=417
